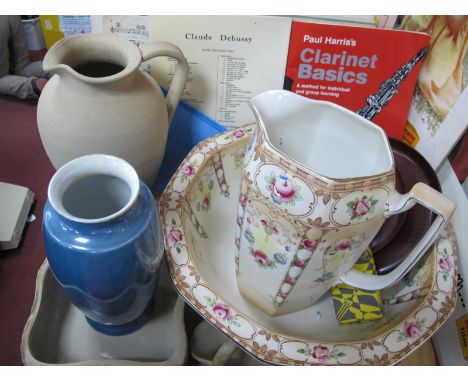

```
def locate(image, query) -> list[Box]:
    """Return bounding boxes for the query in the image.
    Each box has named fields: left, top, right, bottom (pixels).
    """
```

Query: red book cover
left=284, top=21, right=430, bottom=139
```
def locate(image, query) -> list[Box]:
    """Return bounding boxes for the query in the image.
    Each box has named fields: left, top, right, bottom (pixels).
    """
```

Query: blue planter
left=43, top=154, right=164, bottom=335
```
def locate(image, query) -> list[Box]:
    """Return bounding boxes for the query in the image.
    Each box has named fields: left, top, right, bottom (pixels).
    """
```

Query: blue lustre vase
left=43, top=154, right=164, bottom=335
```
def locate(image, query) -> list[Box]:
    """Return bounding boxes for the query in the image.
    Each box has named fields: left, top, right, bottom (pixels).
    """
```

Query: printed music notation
left=102, top=16, right=151, bottom=73
left=103, top=16, right=149, bottom=46
left=148, top=16, right=292, bottom=129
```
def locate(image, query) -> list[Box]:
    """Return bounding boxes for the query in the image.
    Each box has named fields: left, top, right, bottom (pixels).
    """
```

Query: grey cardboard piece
left=0, top=182, right=35, bottom=250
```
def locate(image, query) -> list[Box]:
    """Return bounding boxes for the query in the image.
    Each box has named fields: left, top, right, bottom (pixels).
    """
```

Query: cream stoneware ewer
left=37, top=33, right=189, bottom=186
left=235, top=89, right=456, bottom=316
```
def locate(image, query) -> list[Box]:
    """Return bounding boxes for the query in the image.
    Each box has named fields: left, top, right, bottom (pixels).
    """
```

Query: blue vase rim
left=48, top=154, right=140, bottom=224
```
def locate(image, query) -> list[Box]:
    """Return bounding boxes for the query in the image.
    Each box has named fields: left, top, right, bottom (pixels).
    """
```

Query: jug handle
left=339, top=182, right=456, bottom=290
left=139, top=42, right=189, bottom=124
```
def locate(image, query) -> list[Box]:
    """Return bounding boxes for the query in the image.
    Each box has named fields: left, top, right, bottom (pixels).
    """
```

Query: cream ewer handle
left=139, top=42, right=189, bottom=124
left=339, top=182, right=456, bottom=290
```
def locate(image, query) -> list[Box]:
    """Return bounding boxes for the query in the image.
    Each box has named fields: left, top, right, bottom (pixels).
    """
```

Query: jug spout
left=249, top=89, right=315, bottom=141
left=42, top=34, right=142, bottom=84
left=248, top=90, right=393, bottom=180
left=42, top=45, right=69, bottom=77
left=42, top=60, right=70, bottom=78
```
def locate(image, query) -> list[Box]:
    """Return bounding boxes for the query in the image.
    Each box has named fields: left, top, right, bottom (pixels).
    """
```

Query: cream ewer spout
left=38, top=34, right=188, bottom=186
left=235, top=90, right=456, bottom=316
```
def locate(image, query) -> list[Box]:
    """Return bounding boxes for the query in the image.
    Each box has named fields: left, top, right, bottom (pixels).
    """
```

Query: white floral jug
left=235, top=90, right=456, bottom=316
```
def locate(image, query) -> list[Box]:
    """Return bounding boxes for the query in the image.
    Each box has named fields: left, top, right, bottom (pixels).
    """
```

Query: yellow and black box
left=332, top=248, right=383, bottom=324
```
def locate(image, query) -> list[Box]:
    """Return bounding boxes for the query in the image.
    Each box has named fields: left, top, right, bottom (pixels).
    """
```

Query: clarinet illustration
left=356, top=46, right=428, bottom=120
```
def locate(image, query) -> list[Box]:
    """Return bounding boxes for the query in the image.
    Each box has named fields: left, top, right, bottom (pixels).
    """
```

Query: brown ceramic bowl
left=372, top=138, right=440, bottom=274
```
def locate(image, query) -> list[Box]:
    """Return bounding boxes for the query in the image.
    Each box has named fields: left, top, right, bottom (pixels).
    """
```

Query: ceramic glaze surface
left=235, top=90, right=456, bottom=316
left=161, top=126, right=458, bottom=365
left=43, top=155, right=164, bottom=335
left=251, top=90, right=392, bottom=179
left=37, top=34, right=188, bottom=186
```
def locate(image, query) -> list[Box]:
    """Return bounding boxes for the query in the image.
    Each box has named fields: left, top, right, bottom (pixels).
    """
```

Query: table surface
left=0, top=73, right=438, bottom=366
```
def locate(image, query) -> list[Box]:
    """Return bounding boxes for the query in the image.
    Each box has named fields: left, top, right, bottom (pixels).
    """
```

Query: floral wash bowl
left=160, top=125, right=458, bottom=366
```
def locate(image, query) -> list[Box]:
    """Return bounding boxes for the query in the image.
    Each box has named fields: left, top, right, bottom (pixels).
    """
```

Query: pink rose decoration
left=213, top=303, right=231, bottom=320
left=183, top=164, right=195, bottom=177
left=404, top=321, right=422, bottom=338
left=335, top=241, right=352, bottom=251
left=272, top=175, right=295, bottom=202
left=303, top=239, right=316, bottom=249
left=312, top=345, right=331, bottom=362
left=202, top=196, right=210, bottom=209
left=396, top=295, right=406, bottom=304
left=294, top=258, right=305, bottom=267
left=261, top=219, right=267, bottom=226
left=411, top=290, right=420, bottom=300
left=232, top=129, right=245, bottom=138
left=169, top=229, right=183, bottom=243
left=253, top=249, right=271, bottom=266
left=214, top=161, right=222, bottom=170
left=352, top=198, right=371, bottom=216
left=286, top=276, right=296, bottom=284
left=239, top=194, right=247, bottom=206
left=438, top=257, right=453, bottom=271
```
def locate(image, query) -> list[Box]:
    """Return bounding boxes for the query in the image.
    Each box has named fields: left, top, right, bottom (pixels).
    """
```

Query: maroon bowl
left=371, top=138, right=440, bottom=274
